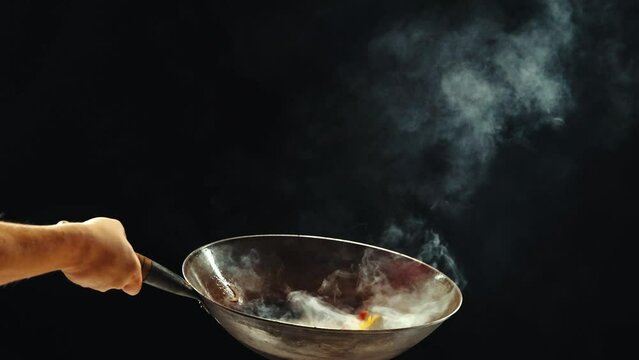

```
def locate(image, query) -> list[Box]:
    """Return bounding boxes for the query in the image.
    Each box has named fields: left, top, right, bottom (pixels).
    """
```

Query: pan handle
left=136, top=253, right=201, bottom=301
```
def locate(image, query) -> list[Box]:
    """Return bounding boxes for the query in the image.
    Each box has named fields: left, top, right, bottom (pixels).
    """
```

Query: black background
left=1, top=1, right=637, bottom=359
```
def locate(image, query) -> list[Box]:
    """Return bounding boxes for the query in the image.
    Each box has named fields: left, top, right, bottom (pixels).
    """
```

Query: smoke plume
left=203, top=245, right=457, bottom=330
left=340, top=0, right=576, bottom=288
left=381, top=218, right=467, bottom=289
left=365, top=0, right=574, bottom=209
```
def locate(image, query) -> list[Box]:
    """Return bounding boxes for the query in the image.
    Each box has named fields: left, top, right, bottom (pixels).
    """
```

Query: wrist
left=52, top=222, right=90, bottom=272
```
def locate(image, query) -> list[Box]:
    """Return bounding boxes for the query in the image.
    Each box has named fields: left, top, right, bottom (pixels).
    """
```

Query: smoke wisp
left=381, top=217, right=468, bottom=289
left=341, top=0, right=577, bottom=288
left=203, top=246, right=458, bottom=330
left=364, top=0, right=574, bottom=209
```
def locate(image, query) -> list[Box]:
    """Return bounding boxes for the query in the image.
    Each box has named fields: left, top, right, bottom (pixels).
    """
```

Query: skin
left=0, top=217, right=142, bottom=295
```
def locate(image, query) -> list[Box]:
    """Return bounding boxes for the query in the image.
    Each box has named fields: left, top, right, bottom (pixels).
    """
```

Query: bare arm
left=0, top=217, right=142, bottom=295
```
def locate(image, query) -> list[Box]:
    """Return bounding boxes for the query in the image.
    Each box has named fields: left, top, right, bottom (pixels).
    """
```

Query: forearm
left=0, top=221, right=85, bottom=285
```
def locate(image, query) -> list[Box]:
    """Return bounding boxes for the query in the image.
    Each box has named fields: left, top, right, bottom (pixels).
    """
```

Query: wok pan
left=137, top=234, right=462, bottom=360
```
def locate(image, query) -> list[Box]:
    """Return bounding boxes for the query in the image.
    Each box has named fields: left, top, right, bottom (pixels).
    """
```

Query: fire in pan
left=137, top=234, right=462, bottom=359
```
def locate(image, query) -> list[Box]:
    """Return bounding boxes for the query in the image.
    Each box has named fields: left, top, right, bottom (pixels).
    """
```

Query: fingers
left=122, top=267, right=142, bottom=296
left=122, top=281, right=142, bottom=296
left=66, top=272, right=142, bottom=295
left=121, top=259, right=143, bottom=296
left=60, top=216, right=142, bottom=296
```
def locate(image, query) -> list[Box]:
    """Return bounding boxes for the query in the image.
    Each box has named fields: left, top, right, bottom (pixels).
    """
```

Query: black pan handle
left=136, top=253, right=201, bottom=301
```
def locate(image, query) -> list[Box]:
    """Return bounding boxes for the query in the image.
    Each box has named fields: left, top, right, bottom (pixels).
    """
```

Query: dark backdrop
left=1, top=1, right=637, bottom=359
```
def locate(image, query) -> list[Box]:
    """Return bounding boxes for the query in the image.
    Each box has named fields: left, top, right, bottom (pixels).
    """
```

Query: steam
left=353, top=0, right=575, bottom=288
left=218, top=247, right=456, bottom=330
left=366, top=0, right=574, bottom=208
left=286, top=291, right=362, bottom=330
left=381, top=218, right=467, bottom=289
left=204, top=0, right=583, bottom=325
left=284, top=274, right=454, bottom=330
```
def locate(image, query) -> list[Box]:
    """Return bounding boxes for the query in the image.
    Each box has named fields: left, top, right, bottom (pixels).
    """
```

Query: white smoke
left=220, top=247, right=457, bottom=330
left=366, top=0, right=574, bottom=208
left=357, top=0, right=576, bottom=288
left=381, top=218, right=467, bottom=289
left=286, top=291, right=362, bottom=329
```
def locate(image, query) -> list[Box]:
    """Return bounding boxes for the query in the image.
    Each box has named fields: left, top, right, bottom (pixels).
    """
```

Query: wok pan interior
left=182, top=234, right=462, bottom=359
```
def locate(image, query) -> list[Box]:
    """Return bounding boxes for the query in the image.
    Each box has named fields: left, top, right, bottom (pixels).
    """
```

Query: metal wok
left=137, top=234, right=462, bottom=360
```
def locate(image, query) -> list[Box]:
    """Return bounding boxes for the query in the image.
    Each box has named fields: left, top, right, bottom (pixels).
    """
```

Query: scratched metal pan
left=136, top=234, right=462, bottom=360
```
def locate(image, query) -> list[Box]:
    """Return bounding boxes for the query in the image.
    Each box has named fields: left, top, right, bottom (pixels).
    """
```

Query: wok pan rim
left=181, top=233, right=463, bottom=333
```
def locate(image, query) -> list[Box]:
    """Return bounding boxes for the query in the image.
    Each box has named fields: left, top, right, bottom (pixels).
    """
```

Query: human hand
left=59, top=217, right=142, bottom=295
